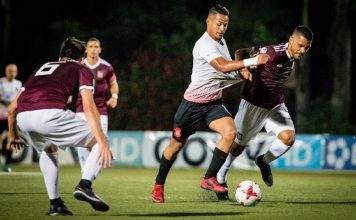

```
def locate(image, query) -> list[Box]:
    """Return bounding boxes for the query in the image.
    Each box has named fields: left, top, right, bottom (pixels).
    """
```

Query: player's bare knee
left=45, top=144, right=58, bottom=153
left=278, top=130, right=295, bottom=146
left=221, top=128, right=237, bottom=143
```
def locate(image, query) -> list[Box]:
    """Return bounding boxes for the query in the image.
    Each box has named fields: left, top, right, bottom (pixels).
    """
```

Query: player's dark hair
left=59, top=37, right=86, bottom=60
left=293, top=25, right=314, bottom=41
left=209, top=4, right=229, bottom=16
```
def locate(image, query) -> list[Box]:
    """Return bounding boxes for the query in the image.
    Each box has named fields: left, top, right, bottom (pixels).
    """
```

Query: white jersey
left=0, top=77, right=22, bottom=119
left=184, top=32, right=241, bottom=103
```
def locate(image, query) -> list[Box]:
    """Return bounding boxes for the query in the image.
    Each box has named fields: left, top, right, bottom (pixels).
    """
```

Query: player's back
left=18, top=60, right=93, bottom=113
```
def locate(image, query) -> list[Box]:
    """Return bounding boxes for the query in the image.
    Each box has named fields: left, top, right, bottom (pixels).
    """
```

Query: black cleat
left=48, top=204, right=73, bottom=216
left=255, top=155, right=273, bottom=187
left=215, top=182, right=229, bottom=200
left=73, top=186, right=109, bottom=211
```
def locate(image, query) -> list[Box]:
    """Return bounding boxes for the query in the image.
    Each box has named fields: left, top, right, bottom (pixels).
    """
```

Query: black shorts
left=172, top=99, right=232, bottom=142
left=0, top=119, right=7, bottom=133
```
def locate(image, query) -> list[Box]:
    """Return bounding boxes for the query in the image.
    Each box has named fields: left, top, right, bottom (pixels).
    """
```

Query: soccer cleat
left=151, top=184, right=164, bottom=203
left=200, top=177, right=228, bottom=193
left=73, top=186, right=109, bottom=211
left=48, top=204, right=73, bottom=216
left=215, top=182, right=229, bottom=200
left=255, top=155, right=273, bottom=187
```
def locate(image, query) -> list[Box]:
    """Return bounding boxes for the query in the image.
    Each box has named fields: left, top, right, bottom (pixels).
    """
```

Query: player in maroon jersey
left=75, top=37, right=119, bottom=175
left=7, top=37, right=113, bottom=215
left=215, top=25, right=313, bottom=200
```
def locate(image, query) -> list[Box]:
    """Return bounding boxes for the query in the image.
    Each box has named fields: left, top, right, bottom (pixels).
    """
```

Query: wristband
left=243, top=55, right=259, bottom=67
left=111, top=94, right=118, bottom=99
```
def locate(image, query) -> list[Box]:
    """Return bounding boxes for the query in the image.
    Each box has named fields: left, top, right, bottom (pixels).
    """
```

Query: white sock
left=39, top=151, right=60, bottom=200
left=81, top=144, right=103, bottom=181
left=217, top=153, right=236, bottom=184
left=77, top=147, right=90, bottom=174
left=263, top=138, right=290, bottom=164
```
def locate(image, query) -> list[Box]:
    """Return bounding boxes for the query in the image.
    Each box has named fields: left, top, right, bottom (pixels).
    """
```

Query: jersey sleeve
left=107, top=65, right=117, bottom=84
left=79, top=66, right=94, bottom=91
left=197, top=42, right=222, bottom=63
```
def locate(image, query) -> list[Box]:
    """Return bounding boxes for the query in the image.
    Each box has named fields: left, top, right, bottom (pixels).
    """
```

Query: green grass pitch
left=0, top=165, right=356, bottom=219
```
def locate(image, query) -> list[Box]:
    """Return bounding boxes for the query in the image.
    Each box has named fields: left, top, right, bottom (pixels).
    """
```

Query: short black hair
left=293, top=25, right=314, bottom=41
left=59, top=37, right=86, bottom=60
left=209, top=4, right=229, bottom=16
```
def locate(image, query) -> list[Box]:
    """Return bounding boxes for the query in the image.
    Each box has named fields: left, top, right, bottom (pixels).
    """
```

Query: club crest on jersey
left=97, top=70, right=104, bottom=78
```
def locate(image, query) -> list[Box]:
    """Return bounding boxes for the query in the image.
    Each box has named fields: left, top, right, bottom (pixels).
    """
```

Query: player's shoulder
left=99, top=58, right=112, bottom=67
left=194, top=32, right=216, bottom=52
left=265, top=43, right=288, bottom=53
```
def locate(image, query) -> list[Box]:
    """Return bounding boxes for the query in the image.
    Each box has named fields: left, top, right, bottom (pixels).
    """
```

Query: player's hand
left=97, top=140, right=113, bottom=168
left=106, top=97, right=118, bottom=108
left=256, top=54, right=270, bottom=65
left=8, top=136, right=27, bottom=152
left=239, top=68, right=252, bottom=81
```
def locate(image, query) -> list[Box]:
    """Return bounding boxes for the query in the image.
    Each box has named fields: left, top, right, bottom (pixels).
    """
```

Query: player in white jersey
left=216, top=25, right=313, bottom=199
left=0, top=63, right=22, bottom=172
left=151, top=4, right=269, bottom=203
left=75, top=37, right=119, bottom=174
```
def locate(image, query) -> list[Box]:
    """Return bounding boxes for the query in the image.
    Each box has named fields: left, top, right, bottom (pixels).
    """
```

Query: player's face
left=85, top=41, right=102, bottom=59
left=206, top=13, right=229, bottom=42
left=288, top=34, right=312, bottom=60
left=5, top=64, right=18, bottom=80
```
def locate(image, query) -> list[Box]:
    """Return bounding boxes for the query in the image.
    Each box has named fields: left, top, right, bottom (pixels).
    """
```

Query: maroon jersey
left=76, top=58, right=116, bottom=115
left=243, top=43, right=294, bottom=108
left=17, top=60, right=94, bottom=113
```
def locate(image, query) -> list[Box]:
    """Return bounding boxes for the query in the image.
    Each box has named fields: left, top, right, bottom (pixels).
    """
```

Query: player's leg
left=201, top=101, right=238, bottom=194
left=40, top=145, right=73, bottom=216
left=77, top=114, right=108, bottom=174
left=151, top=99, right=200, bottom=203
left=216, top=99, right=266, bottom=188
left=151, top=138, right=186, bottom=203
left=256, top=103, right=295, bottom=187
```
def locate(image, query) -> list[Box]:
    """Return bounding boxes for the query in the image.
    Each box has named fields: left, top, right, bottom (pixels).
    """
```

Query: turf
left=0, top=165, right=355, bottom=219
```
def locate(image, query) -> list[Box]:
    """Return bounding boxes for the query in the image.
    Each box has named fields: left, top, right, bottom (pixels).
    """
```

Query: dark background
left=1, top=0, right=355, bottom=134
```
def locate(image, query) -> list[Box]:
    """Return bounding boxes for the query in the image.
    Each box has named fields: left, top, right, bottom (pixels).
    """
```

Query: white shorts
left=17, top=109, right=94, bottom=152
left=76, top=112, right=108, bottom=135
left=235, top=99, right=295, bottom=146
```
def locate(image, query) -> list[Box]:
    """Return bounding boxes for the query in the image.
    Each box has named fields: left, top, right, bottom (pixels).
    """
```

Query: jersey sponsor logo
left=173, top=127, right=182, bottom=138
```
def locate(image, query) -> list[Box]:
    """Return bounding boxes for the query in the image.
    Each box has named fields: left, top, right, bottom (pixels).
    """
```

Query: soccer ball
left=235, top=180, right=262, bottom=206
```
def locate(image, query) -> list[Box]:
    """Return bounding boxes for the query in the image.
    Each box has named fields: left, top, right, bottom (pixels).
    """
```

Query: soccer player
left=76, top=37, right=119, bottom=174
left=216, top=25, right=313, bottom=199
left=7, top=37, right=113, bottom=216
left=0, top=63, right=22, bottom=172
left=150, top=4, right=269, bottom=203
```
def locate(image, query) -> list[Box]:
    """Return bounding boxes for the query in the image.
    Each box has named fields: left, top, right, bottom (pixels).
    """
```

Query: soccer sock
left=39, top=151, right=60, bottom=200
left=205, top=147, right=228, bottom=179
left=216, top=153, right=236, bottom=184
left=5, top=149, right=13, bottom=164
left=155, top=155, right=176, bottom=185
left=263, top=138, right=291, bottom=164
left=81, top=144, right=102, bottom=182
left=77, top=147, right=90, bottom=174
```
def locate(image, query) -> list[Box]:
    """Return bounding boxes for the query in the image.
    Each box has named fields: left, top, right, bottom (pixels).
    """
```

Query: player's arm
left=81, top=88, right=112, bottom=167
left=209, top=53, right=269, bottom=76
left=106, top=79, right=119, bottom=108
left=7, top=89, right=27, bottom=151
left=234, top=47, right=257, bottom=81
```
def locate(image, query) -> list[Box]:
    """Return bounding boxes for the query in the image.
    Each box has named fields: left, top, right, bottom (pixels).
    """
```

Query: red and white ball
left=235, top=180, right=262, bottom=206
